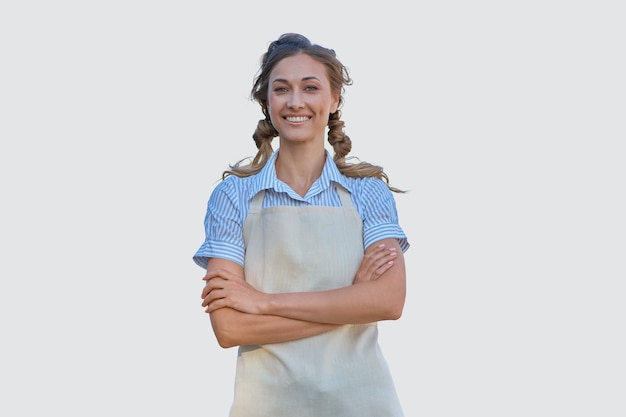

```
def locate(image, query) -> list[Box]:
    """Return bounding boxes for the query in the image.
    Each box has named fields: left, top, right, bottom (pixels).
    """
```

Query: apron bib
left=229, top=184, right=404, bottom=417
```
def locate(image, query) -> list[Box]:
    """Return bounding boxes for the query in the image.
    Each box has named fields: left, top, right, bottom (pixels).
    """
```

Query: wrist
left=262, top=293, right=278, bottom=315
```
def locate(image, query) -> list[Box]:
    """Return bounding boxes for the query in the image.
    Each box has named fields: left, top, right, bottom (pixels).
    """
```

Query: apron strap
left=335, top=183, right=353, bottom=208
left=249, top=190, right=265, bottom=214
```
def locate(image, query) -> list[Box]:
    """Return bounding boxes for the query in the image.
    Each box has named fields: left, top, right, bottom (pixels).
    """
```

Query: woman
left=194, top=33, right=410, bottom=417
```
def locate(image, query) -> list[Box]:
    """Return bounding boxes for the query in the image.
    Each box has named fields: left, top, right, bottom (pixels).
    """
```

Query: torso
left=228, top=184, right=404, bottom=417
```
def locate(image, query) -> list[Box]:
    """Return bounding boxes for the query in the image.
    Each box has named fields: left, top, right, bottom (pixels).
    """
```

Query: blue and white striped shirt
left=193, top=150, right=409, bottom=269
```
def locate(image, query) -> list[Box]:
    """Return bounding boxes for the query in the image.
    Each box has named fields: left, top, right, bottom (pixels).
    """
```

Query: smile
left=285, top=116, right=310, bottom=122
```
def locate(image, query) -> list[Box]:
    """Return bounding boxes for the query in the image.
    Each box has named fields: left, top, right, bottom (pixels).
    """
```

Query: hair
left=223, top=33, right=404, bottom=193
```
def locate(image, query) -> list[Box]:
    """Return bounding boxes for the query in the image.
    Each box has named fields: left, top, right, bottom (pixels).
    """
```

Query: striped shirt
left=193, top=150, right=409, bottom=269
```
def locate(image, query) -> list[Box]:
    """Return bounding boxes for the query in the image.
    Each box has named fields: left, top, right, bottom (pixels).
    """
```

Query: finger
left=201, top=288, right=225, bottom=307
left=369, top=246, right=395, bottom=263
left=200, top=278, right=226, bottom=298
left=200, top=279, right=211, bottom=297
left=363, top=245, right=386, bottom=262
left=375, top=250, right=397, bottom=270
left=374, top=260, right=395, bottom=277
left=363, top=252, right=396, bottom=281
left=366, top=248, right=396, bottom=272
left=201, top=283, right=213, bottom=298
left=365, top=243, right=386, bottom=255
left=203, top=269, right=223, bottom=281
left=205, top=298, right=226, bottom=313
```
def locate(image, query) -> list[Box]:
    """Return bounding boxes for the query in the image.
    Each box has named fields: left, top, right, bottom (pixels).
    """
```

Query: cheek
left=266, top=100, right=277, bottom=117
left=267, top=96, right=282, bottom=113
left=267, top=103, right=281, bottom=125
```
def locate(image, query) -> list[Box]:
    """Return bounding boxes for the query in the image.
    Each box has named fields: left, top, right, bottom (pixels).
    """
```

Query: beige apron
left=229, top=184, right=404, bottom=417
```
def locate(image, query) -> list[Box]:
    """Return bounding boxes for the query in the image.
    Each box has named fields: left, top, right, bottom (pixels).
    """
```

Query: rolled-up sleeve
left=360, top=179, right=410, bottom=253
left=193, top=181, right=246, bottom=269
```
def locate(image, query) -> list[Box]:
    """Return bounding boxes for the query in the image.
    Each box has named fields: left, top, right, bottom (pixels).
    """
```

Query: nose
left=287, top=91, right=305, bottom=109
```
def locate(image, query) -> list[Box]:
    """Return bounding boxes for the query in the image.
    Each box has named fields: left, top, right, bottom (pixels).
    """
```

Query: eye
left=304, top=85, right=319, bottom=91
left=273, top=86, right=288, bottom=93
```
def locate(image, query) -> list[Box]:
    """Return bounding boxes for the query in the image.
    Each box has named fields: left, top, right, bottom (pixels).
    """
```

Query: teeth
left=286, top=116, right=309, bottom=122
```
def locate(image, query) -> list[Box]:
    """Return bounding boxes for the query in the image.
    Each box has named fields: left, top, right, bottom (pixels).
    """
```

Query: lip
left=284, top=116, right=311, bottom=123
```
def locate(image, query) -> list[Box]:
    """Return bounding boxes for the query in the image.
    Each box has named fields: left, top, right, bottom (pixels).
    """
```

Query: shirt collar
left=250, top=149, right=353, bottom=201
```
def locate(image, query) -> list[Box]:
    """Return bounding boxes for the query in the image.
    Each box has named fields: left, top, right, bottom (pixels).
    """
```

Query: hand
left=201, top=267, right=267, bottom=314
left=353, top=243, right=397, bottom=284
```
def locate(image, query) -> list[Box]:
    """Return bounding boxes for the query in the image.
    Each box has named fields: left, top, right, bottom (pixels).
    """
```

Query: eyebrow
left=272, top=76, right=321, bottom=84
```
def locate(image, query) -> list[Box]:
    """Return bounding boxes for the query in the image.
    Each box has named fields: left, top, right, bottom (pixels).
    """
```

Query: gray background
left=1, top=1, right=624, bottom=416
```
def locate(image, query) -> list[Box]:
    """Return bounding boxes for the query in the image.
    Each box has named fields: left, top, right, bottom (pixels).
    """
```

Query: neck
left=275, top=146, right=326, bottom=197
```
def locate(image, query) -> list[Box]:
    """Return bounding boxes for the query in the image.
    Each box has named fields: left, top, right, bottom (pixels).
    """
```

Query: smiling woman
left=193, top=33, right=410, bottom=417
left=265, top=54, right=339, bottom=163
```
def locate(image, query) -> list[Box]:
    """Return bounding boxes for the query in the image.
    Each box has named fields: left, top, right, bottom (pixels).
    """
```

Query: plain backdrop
left=1, top=1, right=624, bottom=416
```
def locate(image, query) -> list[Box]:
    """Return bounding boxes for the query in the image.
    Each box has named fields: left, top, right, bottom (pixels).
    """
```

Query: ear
left=330, top=93, right=340, bottom=114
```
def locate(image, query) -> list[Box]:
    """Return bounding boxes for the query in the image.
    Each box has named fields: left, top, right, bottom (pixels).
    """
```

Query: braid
left=223, top=118, right=277, bottom=179
left=329, top=111, right=405, bottom=193
left=253, top=118, right=279, bottom=150
left=250, top=118, right=277, bottom=167
left=327, top=111, right=351, bottom=162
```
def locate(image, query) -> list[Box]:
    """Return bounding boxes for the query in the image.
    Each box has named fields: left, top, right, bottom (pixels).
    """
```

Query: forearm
left=262, top=238, right=407, bottom=324
left=210, top=307, right=340, bottom=348
left=202, top=240, right=406, bottom=333
left=263, top=274, right=405, bottom=325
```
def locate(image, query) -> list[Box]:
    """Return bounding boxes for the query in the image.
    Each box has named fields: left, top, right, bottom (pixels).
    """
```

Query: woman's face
left=267, top=53, right=339, bottom=145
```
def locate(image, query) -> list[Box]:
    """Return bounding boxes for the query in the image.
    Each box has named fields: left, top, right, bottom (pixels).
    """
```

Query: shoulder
left=344, top=177, right=409, bottom=251
left=340, top=176, right=394, bottom=205
left=208, top=175, right=259, bottom=212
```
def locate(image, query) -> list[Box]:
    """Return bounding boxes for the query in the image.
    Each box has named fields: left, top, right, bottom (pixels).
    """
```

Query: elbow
left=216, top=336, right=236, bottom=349
left=383, top=304, right=404, bottom=321
left=388, top=309, right=403, bottom=321
left=372, top=266, right=406, bottom=321
left=381, top=292, right=405, bottom=321
left=214, top=327, right=237, bottom=349
left=210, top=311, right=239, bottom=349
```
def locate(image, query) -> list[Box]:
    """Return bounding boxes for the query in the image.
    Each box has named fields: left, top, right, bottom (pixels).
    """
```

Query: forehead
left=270, top=54, right=329, bottom=83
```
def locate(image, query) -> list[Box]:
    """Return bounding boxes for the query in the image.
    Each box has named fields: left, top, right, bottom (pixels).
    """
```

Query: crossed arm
left=200, top=238, right=406, bottom=348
